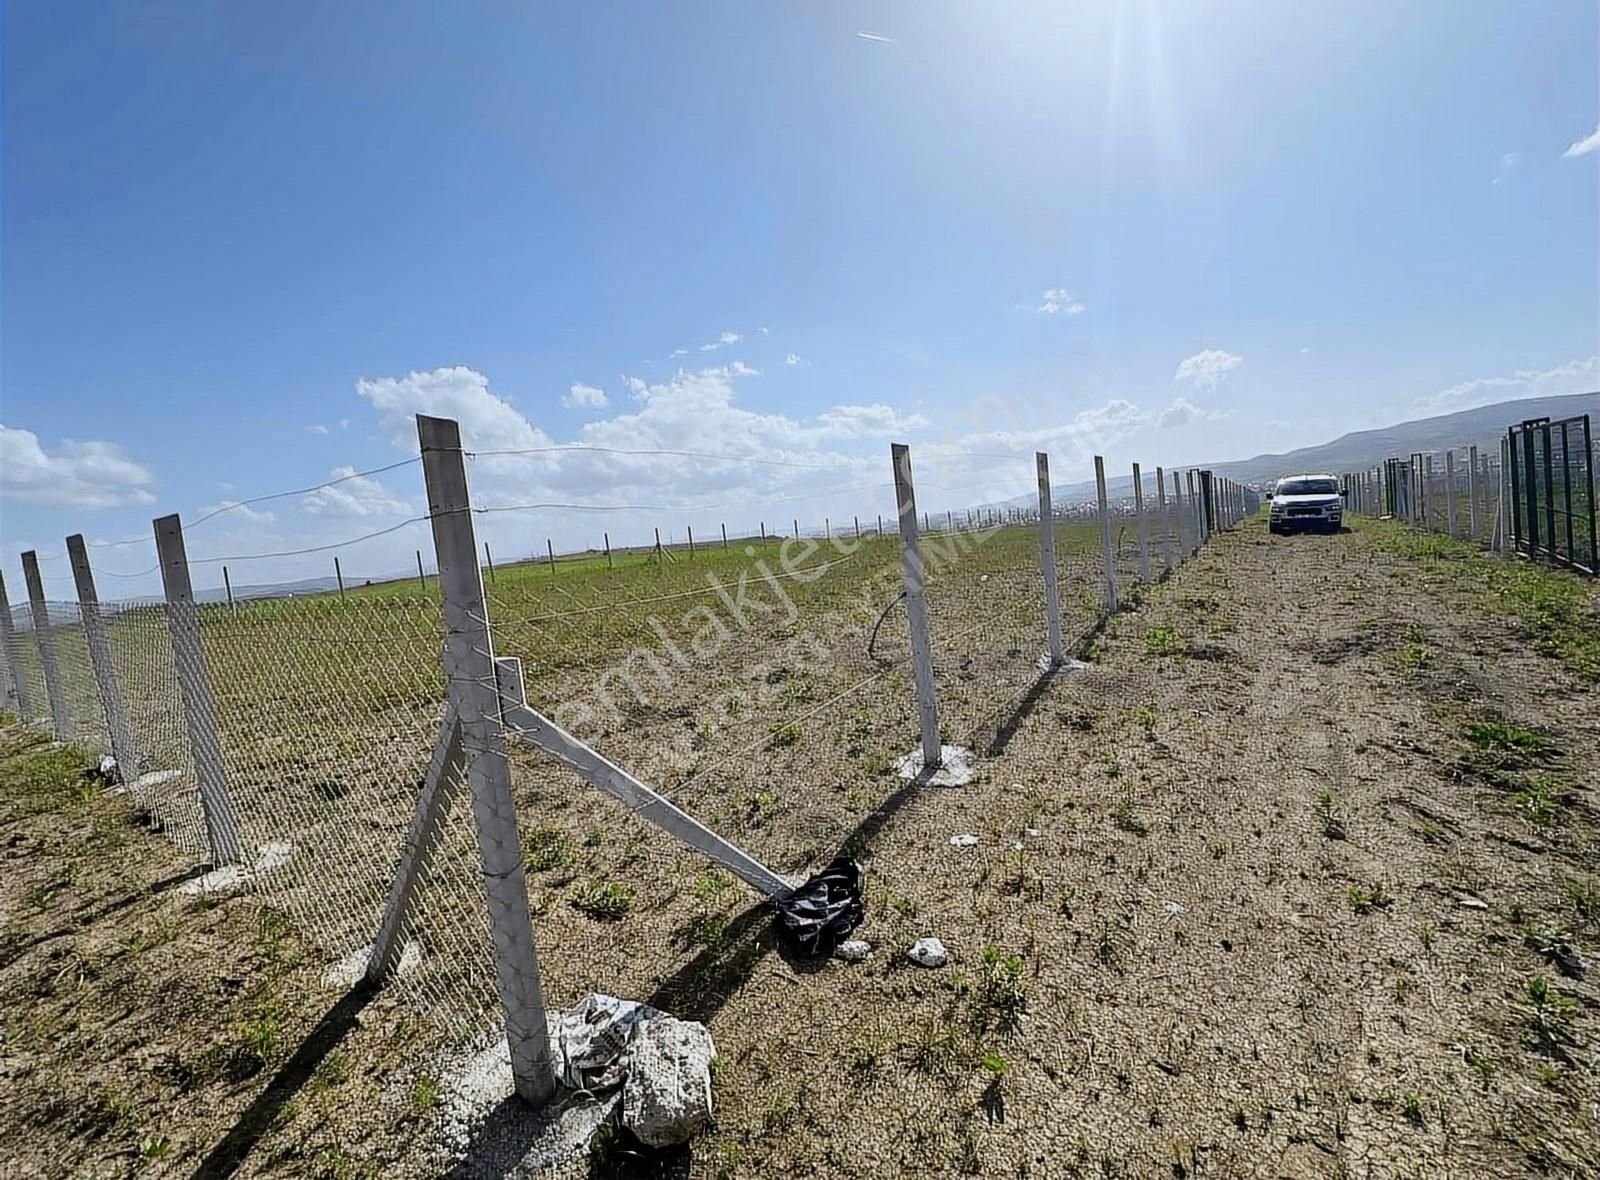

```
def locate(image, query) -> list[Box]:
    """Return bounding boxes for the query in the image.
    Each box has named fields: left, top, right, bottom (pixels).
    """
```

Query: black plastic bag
left=773, top=856, right=864, bottom=959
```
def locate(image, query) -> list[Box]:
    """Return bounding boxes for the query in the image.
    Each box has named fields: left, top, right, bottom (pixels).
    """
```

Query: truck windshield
left=1277, top=478, right=1338, bottom=496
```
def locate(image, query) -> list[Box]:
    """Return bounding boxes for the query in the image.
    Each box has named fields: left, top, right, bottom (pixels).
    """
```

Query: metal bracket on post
left=20, top=552, right=72, bottom=740
left=417, top=413, right=556, bottom=1108
left=368, top=704, right=464, bottom=984
left=1094, top=456, right=1117, bottom=612
left=1036, top=453, right=1065, bottom=666
left=0, top=571, right=32, bottom=718
left=1132, top=463, right=1151, bottom=582
left=890, top=443, right=942, bottom=769
left=67, top=536, right=140, bottom=781
left=494, top=656, right=792, bottom=898
left=153, top=516, right=240, bottom=866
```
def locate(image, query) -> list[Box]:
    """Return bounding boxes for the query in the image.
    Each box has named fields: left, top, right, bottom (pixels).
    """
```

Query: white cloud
left=1034, top=288, right=1085, bottom=316
left=857, top=31, right=895, bottom=43
left=786, top=353, right=802, bottom=366
left=305, top=424, right=331, bottom=435
left=1174, top=349, right=1243, bottom=391
left=951, top=398, right=1148, bottom=456
left=0, top=425, right=158, bottom=509
left=357, top=366, right=555, bottom=453
left=758, top=326, right=771, bottom=336
left=1492, top=151, right=1519, bottom=185
left=699, top=330, right=742, bottom=352
left=562, top=383, right=609, bottom=410
left=1562, top=126, right=1600, bottom=158
left=669, top=348, right=688, bottom=358
left=1157, top=398, right=1198, bottom=428
left=1411, top=356, right=1600, bottom=417
left=301, top=466, right=414, bottom=518
left=1299, top=346, right=1313, bottom=355
left=813, top=403, right=930, bottom=437
left=1155, top=397, right=1231, bottom=429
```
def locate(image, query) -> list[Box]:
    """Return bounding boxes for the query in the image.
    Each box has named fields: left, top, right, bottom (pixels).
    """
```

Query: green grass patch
left=1366, top=520, right=1600, bottom=680
left=1465, top=720, right=1548, bottom=756
left=1142, top=626, right=1186, bottom=657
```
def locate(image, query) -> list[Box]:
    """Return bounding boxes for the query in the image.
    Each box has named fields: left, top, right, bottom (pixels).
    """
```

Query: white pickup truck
left=1267, top=473, right=1345, bottom=534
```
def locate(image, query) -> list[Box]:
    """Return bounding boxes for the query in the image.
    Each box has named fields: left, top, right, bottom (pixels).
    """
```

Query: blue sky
left=3, top=1, right=1596, bottom=596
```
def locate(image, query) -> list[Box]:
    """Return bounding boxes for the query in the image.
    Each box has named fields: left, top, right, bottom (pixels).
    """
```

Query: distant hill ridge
left=1208, top=390, right=1599, bottom=485
left=983, top=390, right=1600, bottom=507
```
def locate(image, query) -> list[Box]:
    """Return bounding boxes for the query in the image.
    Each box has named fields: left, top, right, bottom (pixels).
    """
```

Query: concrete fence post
left=1036, top=452, right=1065, bottom=665
left=1132, top=462, right=1151, bottom=582
left=1186, top=471, right=1201, bottom=553
left=417, top=413, right=556, bottom=1107
left=1468, top=446, right=1480, bottom=540
left=0, top=571, right=32, bottom=717
left=1155, top=467, right=1175, bottom=573
left=20, top=552, right=72, bottom=740
left=1445, top=451, right=1457, bottom=537
left=153, top=515, right=240, bottom=866
left=67, top=535, right=139, bottom=781
left=890, top=443, right=941, bottom=768
left=1170, top=470, right=1186, bottom=558
left=1094, top=455, right=1118, bottom=612
left=1423, top=455, right=1435, bottom=531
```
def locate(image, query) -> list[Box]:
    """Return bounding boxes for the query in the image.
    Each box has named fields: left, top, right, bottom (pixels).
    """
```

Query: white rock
left=322, top=940, right=422, bottom=989
left=949, top=834, right=979, bottom=849
left=621, top=1017, right=716, bottom=1147
left=176, top=864, right=247, bottom=896
left=254, top=840, right=295, bottom=873
left=835, top=939, right=871, bottom=962
left=908, top=937, right=948, bottom=968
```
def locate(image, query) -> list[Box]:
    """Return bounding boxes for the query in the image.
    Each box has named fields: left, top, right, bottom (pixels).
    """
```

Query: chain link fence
left=3, top=426, right=1247, bottom=1108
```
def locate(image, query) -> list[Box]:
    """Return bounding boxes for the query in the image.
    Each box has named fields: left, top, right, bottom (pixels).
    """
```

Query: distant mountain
left=970, top=391, right=1599, bottom=512
left=1208, top=391, right=1599, bottom=485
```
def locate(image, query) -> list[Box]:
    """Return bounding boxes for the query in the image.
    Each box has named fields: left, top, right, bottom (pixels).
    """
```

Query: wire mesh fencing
left=6, top=605, right=51, bottom=727
left=2, top=427, right=1251, bottom=1100
left=1508, top=413, right=1597, bottom=574
left=187, top=592, right=504, bottom=1035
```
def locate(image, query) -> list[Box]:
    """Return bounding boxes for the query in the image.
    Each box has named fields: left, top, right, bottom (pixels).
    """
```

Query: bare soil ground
left=2, top=517, right=1595, bottom=1178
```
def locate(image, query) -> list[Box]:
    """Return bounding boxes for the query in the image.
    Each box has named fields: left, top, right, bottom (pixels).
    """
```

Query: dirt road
left=2, top=518, right=1595, bottom=1178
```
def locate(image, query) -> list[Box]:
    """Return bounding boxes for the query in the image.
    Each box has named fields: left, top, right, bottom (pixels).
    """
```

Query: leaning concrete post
left=1132, top=462, right=1151, bottom=581
left=0, top=570, right=31, bottom=717
left=1036, top=452, right=1065, bottom=665
left=154, top=515, right=240, bottom=865
left=891, top=443, right=941, bottom=767
left=417, top=413, right=556, bottom=1107
left=1094, top=456, right=1117, bottom=612
left=67, top=536, right=140, bottom=781
left=20, top=552, right=72, bottom=739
